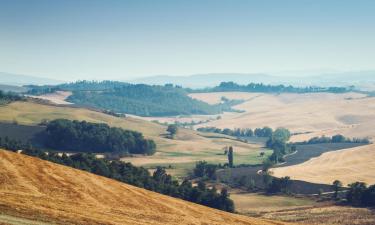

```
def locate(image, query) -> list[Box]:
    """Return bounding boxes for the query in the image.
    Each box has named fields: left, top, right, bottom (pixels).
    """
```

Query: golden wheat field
left=0, top=150, right=290, bottom=225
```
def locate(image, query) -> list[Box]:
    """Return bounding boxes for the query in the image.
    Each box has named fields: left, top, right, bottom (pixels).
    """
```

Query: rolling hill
left=0, top=101, right=267, bottom=178
left=0, top=149, right=287, bottom=225
left=190, top=92, right=375, bottom=141
left=272, top=144, right=375, bottom=185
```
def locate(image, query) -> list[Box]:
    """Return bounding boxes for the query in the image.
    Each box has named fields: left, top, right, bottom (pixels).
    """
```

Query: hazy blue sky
left=0, top=0, right=374, bottom=80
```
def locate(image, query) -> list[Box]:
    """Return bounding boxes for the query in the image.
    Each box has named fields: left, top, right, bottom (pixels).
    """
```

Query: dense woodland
left=45, top=119, right=156, bottom=155
left=27, top=81, right=242, bottom=116
left=192, top=81, right=353, bottom=93
left=0, top=138, right=234, bottom=212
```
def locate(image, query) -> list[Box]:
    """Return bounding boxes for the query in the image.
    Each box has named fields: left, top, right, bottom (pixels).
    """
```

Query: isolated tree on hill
left=227, top=146, right=234, bottom=168
left=332, top=180, right=343, bottom=199
left=167, top=124, right=178, bottom=138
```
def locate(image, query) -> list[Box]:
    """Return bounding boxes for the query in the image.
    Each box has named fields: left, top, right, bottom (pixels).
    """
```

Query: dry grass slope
left=0, top=150, right=289, bottom=225
left=190, top=92, right=375, bottom=141
left=272, top=144, right=375, bottom=185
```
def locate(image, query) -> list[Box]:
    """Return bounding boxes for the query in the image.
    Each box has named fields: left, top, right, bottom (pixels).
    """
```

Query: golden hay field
left=262, top=206, right=375, bottom=225
left=0, top=150, right=289, bottom=225
left=0, top=101, right=267, bottom=178
left=272, top=144, right=375, bottom=185
left=190, top=92, right=375, bottom=141
left=230, top=191, right=318, bottom=216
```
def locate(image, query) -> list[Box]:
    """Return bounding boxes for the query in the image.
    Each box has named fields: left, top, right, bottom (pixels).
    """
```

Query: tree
left=227, top=146, right=234, bottom=168
left=167, top=124, right=178, bottom=138
left=273, top=128, right=291, bottom=143
left=332, top=180, right=343, bottom=200
left=347, top=182, right=367, bottom=206
left=332, top=134, right=346, bottom=143
left=262, top=159, right=274, bottom=172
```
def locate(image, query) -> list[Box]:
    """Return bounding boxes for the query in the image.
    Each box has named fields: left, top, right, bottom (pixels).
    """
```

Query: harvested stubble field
left=262, top=206, right=375, bottom=225
left=190, top=92, right=375, bottom=141
left=272, top=144, right=375, bottom=185
left=230, top=191, right=319, bottom=216
left=277, top=143, right=367, bottom=167
left=0, top=149, right=289, bottom=225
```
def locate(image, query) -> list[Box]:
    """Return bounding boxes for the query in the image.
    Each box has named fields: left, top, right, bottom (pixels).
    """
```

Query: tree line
left=0, top=138, right=234, bottom=212
left=191, top=81, right=353, bottom=94
left=0, top=91, right=24, bottom=104
left=45, top=119, right=156, bottom=155
left=197, top=126, right=274, bottom=138
left=293, top=134, right=370, bottom=145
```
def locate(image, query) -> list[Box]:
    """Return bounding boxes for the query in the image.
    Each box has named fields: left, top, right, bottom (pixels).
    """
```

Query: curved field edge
left=272, top=144, right=375, bottom=185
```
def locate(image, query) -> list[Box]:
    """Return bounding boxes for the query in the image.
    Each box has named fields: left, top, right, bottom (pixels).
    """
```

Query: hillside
left=0, top=101, right=267, bottom=178
left=272, top=144, right=375, bottom=185
left=0, top=150, right=287, bottom=225
left=27, top=81, right=239, bottom=116
left=190, top=92, right=375, bottom=141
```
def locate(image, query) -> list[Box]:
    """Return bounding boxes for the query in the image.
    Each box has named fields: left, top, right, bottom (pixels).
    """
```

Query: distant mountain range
left=0, top=72, right=64, bottom=86
left=130, top=71, right=375, bottom=90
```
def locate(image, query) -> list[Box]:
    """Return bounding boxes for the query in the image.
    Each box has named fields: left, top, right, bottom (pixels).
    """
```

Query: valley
left=1, top=85, right=375, bottom=225
left=2, top=2, right=375, bottom=224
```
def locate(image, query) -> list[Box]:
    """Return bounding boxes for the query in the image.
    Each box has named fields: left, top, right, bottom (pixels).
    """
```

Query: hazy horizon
left=1, top=0, right=375, bottom=81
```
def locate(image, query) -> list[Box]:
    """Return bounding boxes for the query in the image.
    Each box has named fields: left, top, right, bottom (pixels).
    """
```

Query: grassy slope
left=0, top=101, right=267, bottom=178
left=0, top=150, right=288, bottom=225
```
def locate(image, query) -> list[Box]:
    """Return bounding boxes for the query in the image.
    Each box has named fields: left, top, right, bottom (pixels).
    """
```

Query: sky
left=0, top=0, right=374, bottom=81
